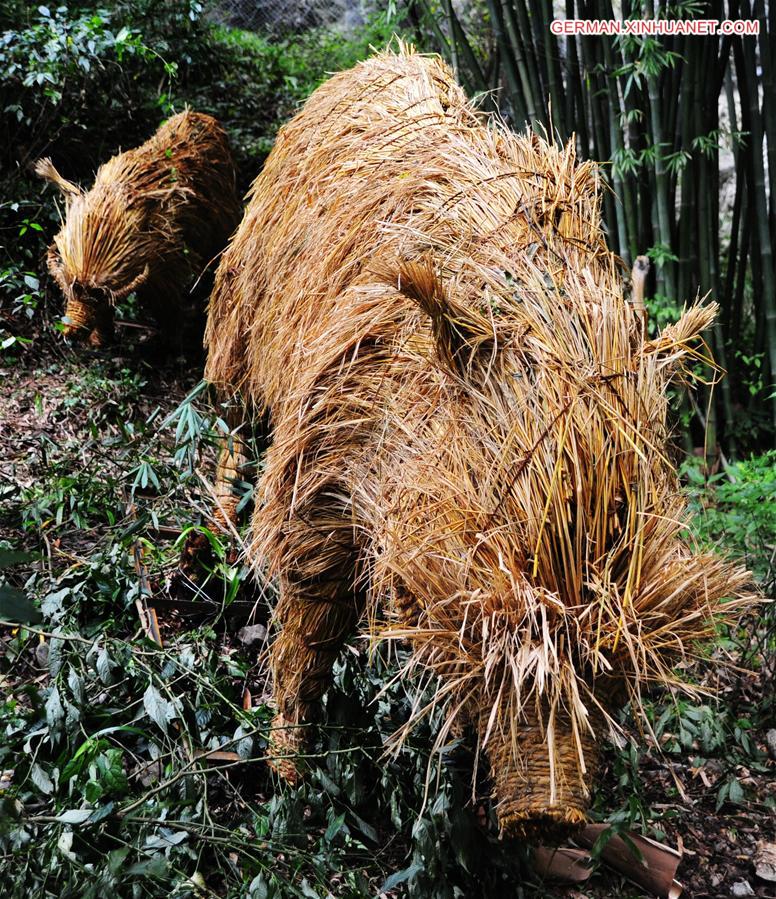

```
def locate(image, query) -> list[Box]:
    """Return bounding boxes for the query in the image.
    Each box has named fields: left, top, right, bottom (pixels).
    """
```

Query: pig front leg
left=267, top=518, right=362, bottom=783
left=213, top=431, right=248, bottom=533
left=177, top=408, right=250, bottom=584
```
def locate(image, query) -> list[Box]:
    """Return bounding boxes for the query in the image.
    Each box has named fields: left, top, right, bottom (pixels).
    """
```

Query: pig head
left=46, top=238, right=148, bottom=345
left=39, top=163, right=151, bottom=346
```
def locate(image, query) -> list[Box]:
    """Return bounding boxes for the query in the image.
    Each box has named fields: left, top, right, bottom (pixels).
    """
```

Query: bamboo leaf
left=0, top=584, right=42, bottom=624
left=143, top=683, right=176, bottom=734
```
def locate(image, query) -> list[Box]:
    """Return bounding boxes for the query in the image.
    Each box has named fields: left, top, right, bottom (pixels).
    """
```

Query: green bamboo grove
left=412, top=0, right=776, bottom=457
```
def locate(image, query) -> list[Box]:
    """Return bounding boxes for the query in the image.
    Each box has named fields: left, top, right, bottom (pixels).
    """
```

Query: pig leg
left=177, top=407, right=250, bottom=582
left=213, top=432, right=248, bottom=534
left=266, top=510, right=362, bottom=783
left=89, top=304, right=115, bottom=347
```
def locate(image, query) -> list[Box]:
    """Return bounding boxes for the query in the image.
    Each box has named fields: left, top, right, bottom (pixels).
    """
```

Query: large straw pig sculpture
left=204, top=49, right=749, bottom=839
left=37, top=110, right=240, bottom=346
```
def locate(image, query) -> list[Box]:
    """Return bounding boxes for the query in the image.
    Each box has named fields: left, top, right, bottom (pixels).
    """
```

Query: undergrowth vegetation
left=1, top=351, right=773, bottom=896
left=1, top=2, right=774, bottom=897
left=0, top=0, right=403, bottom=352
left=0, top=358, right=532, bottom=897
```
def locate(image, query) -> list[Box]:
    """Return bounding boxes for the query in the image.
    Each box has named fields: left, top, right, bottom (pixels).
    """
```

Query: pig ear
left=375, top=255, right=494, bottom=375
left=34, top=158, right=82, bottom=198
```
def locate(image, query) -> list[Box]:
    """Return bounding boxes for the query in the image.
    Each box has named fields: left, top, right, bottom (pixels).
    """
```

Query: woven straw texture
left=205, top=47, right=751, bottom=838
left=39, top=109, right=240, bottom=344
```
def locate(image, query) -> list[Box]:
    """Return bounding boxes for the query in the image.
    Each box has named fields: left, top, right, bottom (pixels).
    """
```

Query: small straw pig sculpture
left=203, top=48, right=751, bottom=839
left=37, top=110, right=240, bottom=346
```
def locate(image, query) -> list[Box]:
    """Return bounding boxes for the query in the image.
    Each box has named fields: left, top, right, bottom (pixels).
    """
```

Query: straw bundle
left=205, top=47, right=751, bottom=839
left=37, top=110, right=240, bottom=345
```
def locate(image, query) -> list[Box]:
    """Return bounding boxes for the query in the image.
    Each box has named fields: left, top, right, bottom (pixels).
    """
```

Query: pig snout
left=62, top=291, right=113, bottom=346
left=484, top=700, right=600, bottom=841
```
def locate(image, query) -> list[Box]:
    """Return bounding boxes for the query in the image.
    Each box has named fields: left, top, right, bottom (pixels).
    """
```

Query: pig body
left=38, top=110, right=240, bottom=346
left=205, top=49, right=748, bottom=838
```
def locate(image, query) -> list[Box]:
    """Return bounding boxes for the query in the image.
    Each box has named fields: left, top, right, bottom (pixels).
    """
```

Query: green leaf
left=349, top=810, right=378, bottom=843
left=144, top=827, right=188, bottom=849
left=0, top=584, right=42, bottom=624
left=0, top=550, right=38, bottom=569
left=728, top=778, right=745, bottom=804
left=30, top=763, right=54, bottom=795
left=56, top=808, right=93, bottom=825
left=67, top=667, right=85, bottom=705
left=89, top=801, right=115, bottom=823
left=126, top=856, right=168, bottom=877
left=589, top=826, right=616, bottom=861
left=61, top=741, right=95, bottom=783
left=57, top=829, right=76, bottom=860
left=324, top=812, right=346, bottom=842
left=48, top=637, right=64, bottom=677
left=96, top=647, right=113, bottom=684
left=45, top=685, right=64, bottom=728
left=41, top=588, right=69, bottom=619
left=381, top=862, right=423, bottom=891
left=314, top=768, right=342, bottom=797
left=108, top=846, right=130, bottom=875
left=97, top=749, right=128, bottom=795
left=143, top=683, right=175, bottom=733
left=84, top=779, right=103, bottom=803
left=248, top=876, right=269, bottom=899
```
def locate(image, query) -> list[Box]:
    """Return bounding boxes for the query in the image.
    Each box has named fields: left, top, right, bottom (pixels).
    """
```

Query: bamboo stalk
left=736, top=26, right=776, bottom=427
left=723, top=169, right=745, bottom=336
left=485, top=0, right=528, bottom=124
left=753, top=0, right=776, bottom=231
left=600, top=22, right=633, bottom=263
left=676, top=36, right=695, bottom=306
left=441, top=0, right=460, bottom=77
left=541, top=0, right=566, bottom=139
left=722, top=66, right=745, bottom=340
left=577, top=21, right=618, bottom=254
left=643, top=0, right=676, bottom=301
left=699, top=141, right=737, bottom=459
left=565, top=0, right=590, bottom=158
left=446, top=1, right=490, bottom=99
left=514, top=0, right=547, bottom=123
left=520, top=0, right=548, bottom=101
left=499, top=0, right=541, bottom=126
left=732, top=186, right=750, bottom=348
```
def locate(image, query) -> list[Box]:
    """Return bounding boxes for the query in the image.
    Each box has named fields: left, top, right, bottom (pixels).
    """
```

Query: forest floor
left=0, top=323, right=774, bottom=898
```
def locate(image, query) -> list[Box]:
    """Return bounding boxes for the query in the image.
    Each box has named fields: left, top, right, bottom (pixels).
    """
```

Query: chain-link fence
left=211, top=0, right=368, bottom=36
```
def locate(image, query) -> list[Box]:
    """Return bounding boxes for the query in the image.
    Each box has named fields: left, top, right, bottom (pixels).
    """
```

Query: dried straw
left=37, top=110, right=240, bottom=344
left=205, top=47, right=752, bottom=838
